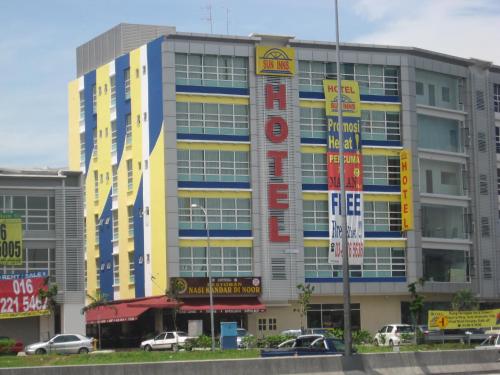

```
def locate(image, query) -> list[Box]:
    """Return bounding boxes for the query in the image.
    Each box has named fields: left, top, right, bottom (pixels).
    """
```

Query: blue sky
left=1, top=0, right=499, bottom=168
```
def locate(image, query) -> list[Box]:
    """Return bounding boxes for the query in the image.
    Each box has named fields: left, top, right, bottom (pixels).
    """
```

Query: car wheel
left=35, top=348, right=46, bottom=355
left=78, top=347, right=89, bottom=354
left=143, top=345, right=152, bottom=352
left=172, top=344, right=179, bottom=352
left=389, top=340, right=394, bottom=347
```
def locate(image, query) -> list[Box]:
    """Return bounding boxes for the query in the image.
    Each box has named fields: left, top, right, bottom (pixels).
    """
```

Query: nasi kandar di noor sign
left=323, top=80, right=364, bottom=266
left=171, top=277, right=262, bottom=297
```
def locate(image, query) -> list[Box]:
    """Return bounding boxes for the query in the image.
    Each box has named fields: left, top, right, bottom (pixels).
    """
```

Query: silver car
left=25, top=334, right=94, bottom=355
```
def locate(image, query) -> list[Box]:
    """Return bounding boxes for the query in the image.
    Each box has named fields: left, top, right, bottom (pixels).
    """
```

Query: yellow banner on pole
left=428, top=309, right=500, bottom=330
left=400, top=150, right=413, bottom=231
left=0, top=213, right=23, bottom=265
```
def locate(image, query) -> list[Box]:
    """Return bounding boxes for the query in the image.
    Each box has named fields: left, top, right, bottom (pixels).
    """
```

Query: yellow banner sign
left=323, top=80, right=361, bottom=118
left=400, top=150, right=413, bottom=231
left=256, top=46, right=295, bottom=76
left=0, top=309, right=50, bottom=320
left=0, top=213, right=23, bottom=265
left=429, top=309, right=500, bottom=330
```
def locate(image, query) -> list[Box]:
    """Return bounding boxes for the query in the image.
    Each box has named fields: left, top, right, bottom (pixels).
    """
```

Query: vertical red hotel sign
left=266, top=83, right=290, bottom=242
left=323, top=80, right=364, bottom=265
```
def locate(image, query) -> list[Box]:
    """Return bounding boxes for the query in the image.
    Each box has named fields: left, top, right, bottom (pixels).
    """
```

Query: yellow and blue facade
left=69, top=24, right=498, bottom=335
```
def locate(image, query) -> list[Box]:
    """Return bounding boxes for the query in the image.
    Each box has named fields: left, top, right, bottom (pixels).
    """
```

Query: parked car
left=140, top=331, right=195, bottom=351
left=0, top=336, right=23, bottom=354
left=262, top=337, right=350, bottom=357
left=475, top=334, right=500, bottom=350
left=374, top=324, right=414, bottom=346
left=236, top=328, right=253, bottom=348
left=277, top=334, right=324, bottom=348
left=25, top=334, right=94, bottom=355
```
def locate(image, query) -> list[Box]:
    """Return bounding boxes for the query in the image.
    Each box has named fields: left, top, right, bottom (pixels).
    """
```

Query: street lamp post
left=191, top=203, right=216, bottom=351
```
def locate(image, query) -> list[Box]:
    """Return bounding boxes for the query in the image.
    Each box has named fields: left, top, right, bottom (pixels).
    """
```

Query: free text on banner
left=0, top=272, right=49, bottom=319
left=428, top=309, right=500, bottom=330
left=0, top=213, right=23, bottom=266
left=323, top=80, right=363, bottom=266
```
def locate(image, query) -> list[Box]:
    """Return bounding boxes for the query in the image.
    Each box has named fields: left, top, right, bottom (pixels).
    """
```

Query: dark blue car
left=261, top=337, right=350, bottom=357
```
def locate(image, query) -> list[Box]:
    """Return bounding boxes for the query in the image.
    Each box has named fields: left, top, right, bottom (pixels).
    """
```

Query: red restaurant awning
left=179, top=297, right=266, bottom=313
left=86, top=295, right=178, bottom=324
left=86, top=303, right=149, bottom=324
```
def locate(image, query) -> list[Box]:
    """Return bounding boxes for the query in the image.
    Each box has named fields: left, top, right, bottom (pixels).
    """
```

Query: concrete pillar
left=61, top=303, right=85, bottom=335
left=154, top=309, right=164, bottom=333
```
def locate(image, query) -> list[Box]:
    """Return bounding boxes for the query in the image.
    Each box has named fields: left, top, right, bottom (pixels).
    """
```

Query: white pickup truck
left=140, top=331, right=195, bottom=351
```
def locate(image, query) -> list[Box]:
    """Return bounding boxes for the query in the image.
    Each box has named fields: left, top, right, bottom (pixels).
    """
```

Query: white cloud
left=351, top=0, right=500, bottom=65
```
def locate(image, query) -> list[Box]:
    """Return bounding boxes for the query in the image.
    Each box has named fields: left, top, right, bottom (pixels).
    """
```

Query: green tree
left=408, top=278, right=425, bottom=328
left=452, top=289, right=479, bottom=311
left=38, top=277, right=58, bottom=313
left=166, top=280, right=184, bottom=331
left=294, top=283, right=315, bottom=331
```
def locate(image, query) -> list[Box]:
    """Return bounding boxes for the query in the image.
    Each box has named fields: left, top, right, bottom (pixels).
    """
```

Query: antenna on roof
left=202, top=3, right=214, bottom=33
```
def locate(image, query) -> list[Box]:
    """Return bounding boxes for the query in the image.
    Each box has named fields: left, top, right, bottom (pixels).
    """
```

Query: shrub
left=185, top=335, right=219, bottom=349
left=0, top=339, right=14, bottom=354
left=353, top=330, right=373, bottom=345
left=255, top=335, right=289, bottom=348
left=241, top=335, right=257, bottom=348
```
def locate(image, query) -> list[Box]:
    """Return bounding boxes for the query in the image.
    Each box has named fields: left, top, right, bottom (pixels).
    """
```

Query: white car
left=236, top=328, right=253, bottom=348
left=140, top=331, right=195, bottom=351
left=374, top=324, right=414, bottom=346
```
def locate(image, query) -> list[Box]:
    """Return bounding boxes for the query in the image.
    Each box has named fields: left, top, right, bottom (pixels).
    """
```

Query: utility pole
left=334, top=0, right=352, bottom=356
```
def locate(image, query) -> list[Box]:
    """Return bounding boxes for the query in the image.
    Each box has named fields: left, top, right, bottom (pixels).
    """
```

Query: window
left=268, top=318, right=277, bottom=331
left=127, top=206, right=134, bottom=238
left=363, top=155, right=400, bottom=186
left=94, top=214, right=99, bottom=244
left=416, top=70, right=462, bottom=110
left=111, top=120, right=117, bottom=157
left=79, top=90, right=85, bottom=120
left=179, top=198, right=251, bottom=230
left=421, top=204, right=467, bottom=239
left=494, top=84, right=500, bottom=113
left=129, top=252, right=135, bottom=283
left=423, top=249, right=469, bottom=282
left=176, top=102, right=249, bottom=136
left=93, top=171, right=99, bottom=200
left=364, top=201, right=401, bottom=232
left=418, top=114, right=462, bottom=153
left=361, top=110, right=400, bottom=142
left=79, top=134, right=85, bottom=170
left=497, top=169, right=500, bottom=195
left=300, top=107, right=327, bottom=139
left=1, top=248, right=56, bottom=283
left=496, top=127, right=500, bottom=153
left=1, top=195, right=56, bottom=231
left=92, top=129, right=97, bottom=157
left=127, top=159, right=133, bottom=191
left=307, top=304, right=360, bottom=330
left=124, top=68, right=130, bottom=99
left=420, top=159, right=464, bottom=195
left=113, top=254, right=119, bottom=285
left=303, top=200, right=328, bottom=231
left=298, top=61, right=399, bottom=96
left=301, top=153, right=327, bottom=184
left=125, top=114, right=132, bottom=146
left=95, top=258, right=100, bottom=287
left=112, top=165, right=118, bottom=196
left=112, top=210, right=119, bottom=242
left=258, top=319, right=267, bottom=331
left=175, top=53, right=248, bottom=88
left=110, top=76, right=116, bottom=109
left=92, top=85, right=97, bottom=113
left=177, top=149, right=250, bottom=183
left=179, top=247, right=252, bottom=277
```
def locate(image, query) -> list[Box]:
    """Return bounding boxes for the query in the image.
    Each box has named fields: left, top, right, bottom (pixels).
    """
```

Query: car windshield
left=237, top=329, right=247, bottom=337
left=397, top=326, right=413, bottom=333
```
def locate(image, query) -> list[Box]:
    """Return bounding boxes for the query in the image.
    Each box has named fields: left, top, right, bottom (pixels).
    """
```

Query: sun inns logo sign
left=256, top=46, right=296, bottom=77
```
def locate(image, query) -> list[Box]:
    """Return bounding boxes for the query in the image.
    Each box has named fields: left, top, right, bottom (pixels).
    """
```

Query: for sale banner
left=0, top=213, right=23, bottom=266
left=323, top=80, right=364, bottom=266
left=0, top=272, right=49, bottom=319
left=429, top=309, right=500, bottom=330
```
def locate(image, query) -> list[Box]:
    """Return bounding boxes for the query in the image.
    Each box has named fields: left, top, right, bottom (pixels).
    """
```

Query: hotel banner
left=323, top=80, right=363, bottom=266
left=400, top=149, right=413, bottom=231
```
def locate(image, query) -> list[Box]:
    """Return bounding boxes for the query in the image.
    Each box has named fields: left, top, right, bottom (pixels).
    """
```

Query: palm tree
left=452, top=289, right=479, bottom=311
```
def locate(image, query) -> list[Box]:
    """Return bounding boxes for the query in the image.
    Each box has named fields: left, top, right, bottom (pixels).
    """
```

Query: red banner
left=0, top=273, right=49, bottom=319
